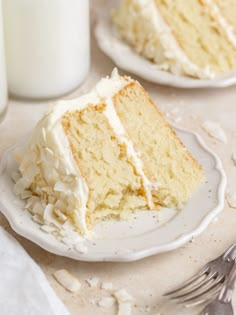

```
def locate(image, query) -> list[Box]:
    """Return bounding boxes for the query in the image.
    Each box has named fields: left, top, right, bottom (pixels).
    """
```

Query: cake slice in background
left=14, top=69, right=204, bottom=235
left=213, top=0, right=236, bottom=34
left=112, top=0, right=236, bottom=79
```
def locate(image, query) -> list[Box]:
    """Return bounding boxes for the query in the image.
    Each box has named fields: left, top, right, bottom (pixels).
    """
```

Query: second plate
left=95, top=1, right=236, bottom=88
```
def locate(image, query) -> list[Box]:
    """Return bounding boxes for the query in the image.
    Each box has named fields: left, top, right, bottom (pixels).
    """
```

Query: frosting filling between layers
left=14, top=69, right=158, bottom=235
left=202, top=0, right=236, bottom=48
left=104, top=98, right=158, bottom=209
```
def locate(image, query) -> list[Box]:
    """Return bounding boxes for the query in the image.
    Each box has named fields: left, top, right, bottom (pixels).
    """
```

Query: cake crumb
left=226, top=192, right=236, bottom=208
left=202, top=121, right=227, bottom=143
left=86, top=277, right=100, bottom=287
left=101, top=282, right=113, bottom=290
left=53, top=269, right=81, bottom=292
left=98, top=296, right=116, bottom=308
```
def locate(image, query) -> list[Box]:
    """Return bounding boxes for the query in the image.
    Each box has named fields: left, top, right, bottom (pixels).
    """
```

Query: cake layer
left=156, top=0, right=236, bottom=74
left=214, top=0, right=236, bottom=34
left=62, top=105, right=147, bottom=225
left=114, top=81, right=204, bottom=208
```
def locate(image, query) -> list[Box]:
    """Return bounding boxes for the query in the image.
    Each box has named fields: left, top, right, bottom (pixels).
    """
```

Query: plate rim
left=0, top=127, right=227, bottom=262
left=94, top=13, right=236, bottom=88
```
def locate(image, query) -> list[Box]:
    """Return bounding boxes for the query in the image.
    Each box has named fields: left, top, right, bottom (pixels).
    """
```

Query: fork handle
left=223, top=243, right=236, bottom=262
left=218, top=262, right=236, bottom=303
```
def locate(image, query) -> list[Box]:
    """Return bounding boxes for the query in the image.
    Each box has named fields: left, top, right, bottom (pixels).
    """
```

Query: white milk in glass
left=0, top=0, right=7, bottom=119
left=3, top=0, right=90, bottom=99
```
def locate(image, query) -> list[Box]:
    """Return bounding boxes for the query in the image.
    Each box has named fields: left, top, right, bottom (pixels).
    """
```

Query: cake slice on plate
left=112, top=0, right=236, bottom=79
left=14, top=69, right=204, bottom=235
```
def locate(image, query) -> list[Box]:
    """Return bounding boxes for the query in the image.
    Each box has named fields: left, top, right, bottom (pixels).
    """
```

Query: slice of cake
left=212, top=0, right=236, bottom=35
left=14, top=69, right=204, bottom=235
left=112, top=0, right=236, bottom=79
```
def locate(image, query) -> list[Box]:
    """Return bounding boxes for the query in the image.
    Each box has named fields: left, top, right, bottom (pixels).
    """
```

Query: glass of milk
left=0, top=0, right=7, bottom=121
left=3, top=0, right=90, bottom=100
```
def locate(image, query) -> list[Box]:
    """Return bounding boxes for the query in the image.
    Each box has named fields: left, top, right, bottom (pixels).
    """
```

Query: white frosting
left=203, top=0, right=236, bottom=47
left=114, top=0, right=215, bottom=79
left=104, top=98, right=158, bottom=209
left=15, top=69, right=156, bottom=236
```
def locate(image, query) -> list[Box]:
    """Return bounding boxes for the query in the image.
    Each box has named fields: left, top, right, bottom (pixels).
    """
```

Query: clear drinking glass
left=3, top=0, right=90, bottom=100
left=0, top=0, right=7, bottom=121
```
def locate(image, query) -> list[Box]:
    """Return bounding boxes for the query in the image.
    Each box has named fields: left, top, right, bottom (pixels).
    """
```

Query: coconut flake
left=226, top=192, right=236, bottom=208
left=231, top=153, right=236, bottom=166
left=32, top=201, right=44, bottom=215
left=45, top=147, right=54, bottom=156
left=32, top=214, right=44, bottom=225
left=42, top=127, right=47, bottom=142
left=101, top=282, right=113, bottom=290
left=86, top=277, right=100, bottom=287
left=54, top=181, right=67, bottom=192
left=114, top=289, right=133, bottom=315
left=21, top=190, right=32, bottom=200
left=114, top=289, right=133, bottom=302
left=14, top=146, right=25, bottom=162
left=54, top=209, right=67, bottom=222
left=74, top=242, right=88, bottom=254
left=41, top=225, right=57, bottom=233
left=61, top=220, right=84, bottom=243
left=43, top=204, right=61, bottom=228
left=53, top=269, right=81, bottom=292
left=11, top=171, right=21, bottom=183
left=14, top=178, right=30, bottom=195
left=61, top=236, right=74, bottom=246
left=202, top=121, right=227, bottom=143
left=98, top=297, right=116, bottom=308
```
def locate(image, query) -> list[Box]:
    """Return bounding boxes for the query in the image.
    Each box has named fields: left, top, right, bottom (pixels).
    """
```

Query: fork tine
left=184, top=285, right=221, bottom=307
left=170, top=271, right=218, bottom=299
left=176, top=276, right=225, bottom=304
left=163, top=266, right=208, bottom=296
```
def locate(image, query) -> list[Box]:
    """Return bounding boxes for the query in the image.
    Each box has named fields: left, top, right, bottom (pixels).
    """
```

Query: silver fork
left=164, top=243, right=236, bottom=306
left=200, top=262, right=236, bottom=315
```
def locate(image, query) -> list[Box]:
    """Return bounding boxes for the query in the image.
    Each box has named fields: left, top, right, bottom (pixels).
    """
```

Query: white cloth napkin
left=0, top=227, right=69, bottom=315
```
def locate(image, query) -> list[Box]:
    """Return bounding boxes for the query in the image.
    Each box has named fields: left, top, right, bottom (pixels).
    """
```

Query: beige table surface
left=1, top=1, right=236, bottom=314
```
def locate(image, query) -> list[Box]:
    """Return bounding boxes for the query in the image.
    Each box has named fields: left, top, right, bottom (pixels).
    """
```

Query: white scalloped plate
left=94, top=1, right=236, bottom=88
left=0, top=127, right=226, bottom=262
